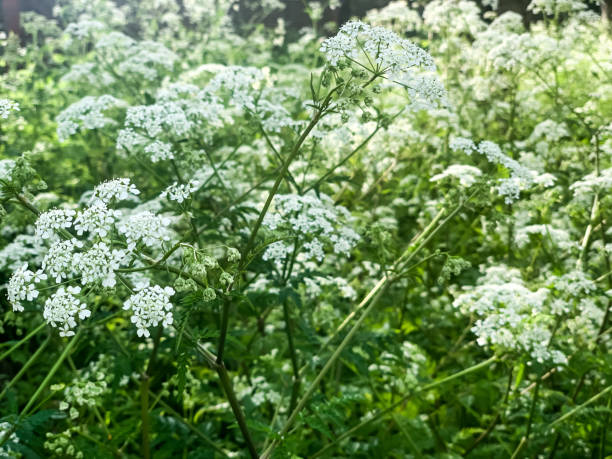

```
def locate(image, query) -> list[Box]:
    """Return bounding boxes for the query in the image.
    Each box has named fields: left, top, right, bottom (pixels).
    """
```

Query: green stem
left=282, top=298, right=300, bottom=413
left=550, top=385, right=612, bottom=427
left=511, top=377, right=541, bottom=458
left=22, top=331, right=81, bottom=416
left=216, top=298, right=230, bottom=364
left=304, top=120, right=384, bottom=193
left=183, top=330, right=258, bottom=458
left=1, top=331, right=81, bottom=447
left=261, top=283, right=389, bottom=459
left=311, top=356, right=498, bottom=458
left=140, top=327, right=162, bottom=459
left=0, top=335, right=50, bottom=402
left=241, top=107, right=324, bottom=261
left=216, top=363, right=258, bottom=459
left=140, top=374, right=151, bottom=459
left=152, top=391, right=229, bottom=456
left=599, top=394, right=611, bottom=458
left=0, top=322, right=46, bottom=362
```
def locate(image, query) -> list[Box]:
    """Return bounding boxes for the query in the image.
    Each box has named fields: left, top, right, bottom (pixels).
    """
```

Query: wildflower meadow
left=1, top=0, right=612, bottom=457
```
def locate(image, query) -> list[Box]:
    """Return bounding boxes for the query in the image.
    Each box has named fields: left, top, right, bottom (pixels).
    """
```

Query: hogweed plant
left=1, top=0, right=611, bottom=457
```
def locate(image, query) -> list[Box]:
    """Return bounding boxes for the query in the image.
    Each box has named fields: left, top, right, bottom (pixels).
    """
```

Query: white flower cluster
left=95, top=31, right=134, bottom=50
left=454, top=266, right=566, bottom=365
left=123, top=285, right=175, bottom=337
left=320, top=21, right=446, bottom=108
left=320, top=21, right=436, bottom=77
left=124, top=103, right=193, bottom=138
left=63, top=378, right=107, bottom=409
left=472, top=18, right=558, bottom=72
left=90, top=178, right=140, bottom=205
left=117, top=41, right=177, bottom=81
left=116, top=66, right=269, bottom=162
left=60, top=62, right=114, bottom=86
left=515, top=224, right=577, bottom=251
left=263, top=192, right=360, bottom=265
left=72, top=242, right=125, bottom=288
left=143, top=140, right=175, bottom=162
left=7, top=179, right=175, bottom=338
left=204, top=65, right=266, bottom=111
left=95, top=32, right=176, bottom=80
left=161, top=180, right=200, bottom=203
left=0, top=159, right=15, bottom=181
left=7, top=263, right=47, bottom=312
left=73, top=202, right=121, bottom=238
left=35, top=208, right=76, bottom=240
left=119, top=78, right=237, bottom=153
left=549, top=272, right=603, bottom=346
left=0, top=421, right=19, bottom=454
left=116, top=211, right=172, bottom=251
left=365, top=1, right=422, bottom=33
left=56, top=95, right=126, bottom=142
left=528, top=0, right=586, bottom=15
left=64, top=19, right=104, bottom=44
left=423, top=0, right=485, bottom=36
left=398, top=73, right=448, bottom=110
left=450, top=137, right=552, bottom=203
left=59, top=355, right=112, bottom=419
left=43, top=239, right=84, bottom=282
left=430, top=164, right=482, bottom=187
left=256, top=97, right=303, bottom=133
left=570, top=168, right=612, bottom=200
left=553, top=271, right=596, bottom=297
left=0, top=234, right=47, bottom=271
left=529, top=119, right=569, bottom=144
left=303, top=275, right=357, bottom=301
left=0, top=98, right=19, bottom=119
left=43, top=286, right=90, bottom=337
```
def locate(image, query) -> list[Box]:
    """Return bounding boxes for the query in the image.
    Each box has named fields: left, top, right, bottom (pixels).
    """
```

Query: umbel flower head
left=123, top=285, right=175, bottom=338
left=262, top=192, right=360, bottom=266
left=0, top=98, right=19, bottom=119
left=7, top=263, right=47, bottom=312
left=7, top=178, right=176, bottom=339
left=90, top=178, right=140, bottom=205
left=43, top=286, right=91, bottom=337
left=320, top=21, right=436, bottom=76
left=320, top=21, right=446, bottom=108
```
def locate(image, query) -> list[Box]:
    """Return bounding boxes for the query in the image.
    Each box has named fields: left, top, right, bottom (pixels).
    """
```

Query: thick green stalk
left=304, top=121, right=383, bottom=193
left=463, top=366, right=514, bottom=455
left=140, top=327, right=162, bottom=459
left=0, top=322, right=46, bottom=362
left=282, top=298, right=300, bottom=413
left=240, top=83, right=340, bottom=263
left=216, top=363, right=258, bottom=459
left=22, top=330, right=81, bottom=416
left=216, top=298, right=231, bottom=364
left=183, top=329, right=258, bottom=459
left=241, top=108, right=324, bottom=261
left=511, top=378, right=541, bottom=458
left=317, top=205, right=448, bottom=355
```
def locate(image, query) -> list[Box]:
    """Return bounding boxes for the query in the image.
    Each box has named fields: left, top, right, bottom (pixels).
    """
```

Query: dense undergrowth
left=1, top=0, right=612, bottom=457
